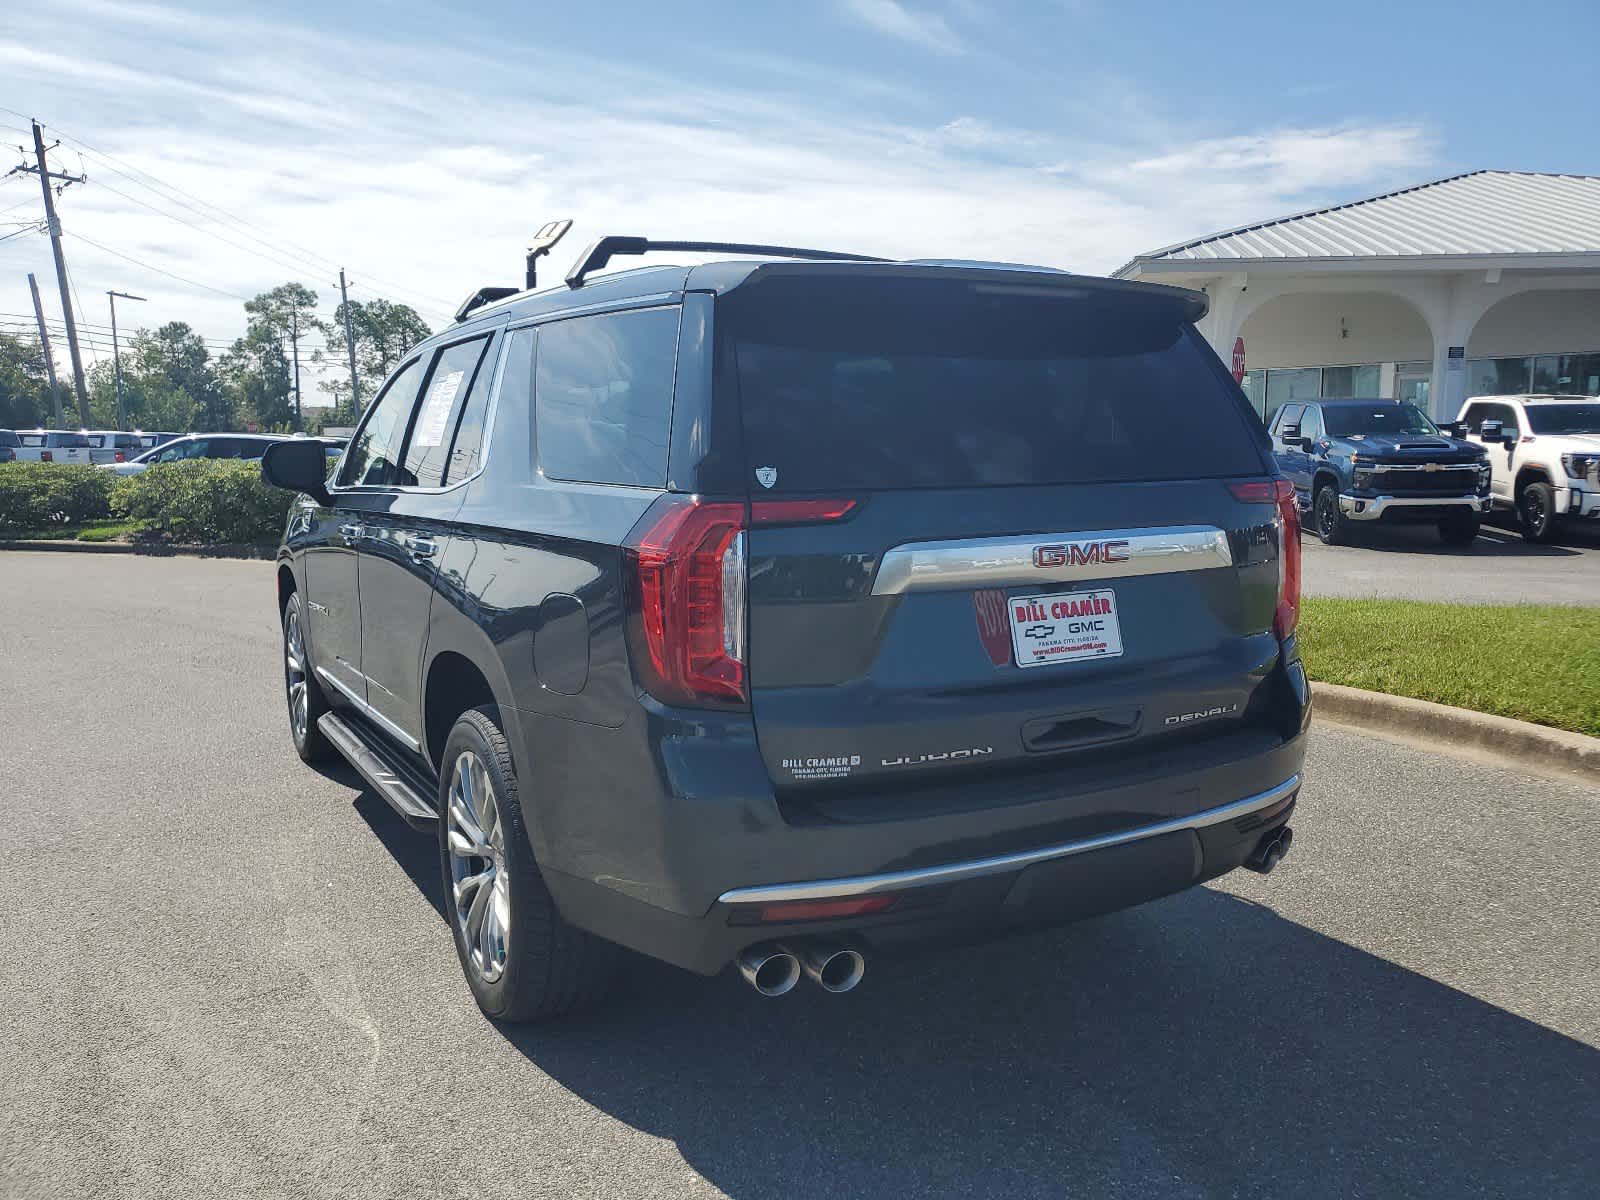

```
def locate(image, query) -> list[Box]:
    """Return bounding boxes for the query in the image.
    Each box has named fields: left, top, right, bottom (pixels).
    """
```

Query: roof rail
left=565, top=237, right=890, bottom=288
left=454, top=287, right=520, bottom=322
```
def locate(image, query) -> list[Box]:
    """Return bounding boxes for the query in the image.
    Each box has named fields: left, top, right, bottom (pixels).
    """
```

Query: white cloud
left=835, top=0, right=966, bottom=54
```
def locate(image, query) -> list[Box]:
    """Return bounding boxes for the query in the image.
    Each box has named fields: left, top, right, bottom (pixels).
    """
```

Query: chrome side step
left=318, top=712, right=438, bottom=830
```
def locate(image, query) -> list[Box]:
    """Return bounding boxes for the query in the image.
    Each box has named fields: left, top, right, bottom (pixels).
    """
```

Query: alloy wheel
left=284, top=608, right=309, bottom=742
left=1522, top=489, right=1548, bottom=536
left=446, top=750, right=510, bottom=983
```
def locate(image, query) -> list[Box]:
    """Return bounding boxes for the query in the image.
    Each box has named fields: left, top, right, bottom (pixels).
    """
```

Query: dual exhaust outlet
left=737, top=942, right=865, bottom=997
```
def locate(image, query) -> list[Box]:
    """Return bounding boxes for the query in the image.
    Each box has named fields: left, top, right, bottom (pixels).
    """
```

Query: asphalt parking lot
left=2, top=551, right=1597, bottom=1200
left=1303, top=516, right=1600, bottom=606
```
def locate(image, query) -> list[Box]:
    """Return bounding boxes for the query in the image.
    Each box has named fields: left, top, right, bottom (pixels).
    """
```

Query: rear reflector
left=40, top=450, right=52, bottom=463
left=1227, top=480, right=1278, bottom=503
left=749, top=497, right=859, bottom=526
left=751, top=894, right=899, bottom=924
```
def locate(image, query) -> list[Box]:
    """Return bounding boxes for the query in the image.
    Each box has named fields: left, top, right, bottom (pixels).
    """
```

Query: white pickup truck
left=1455, top=395, right=1600, bottom=541
left=13, top=430, right=93, bottom=465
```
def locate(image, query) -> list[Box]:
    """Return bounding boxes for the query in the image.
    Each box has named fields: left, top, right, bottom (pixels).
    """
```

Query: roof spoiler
left=453, top=219, right=577, bottom=322
left=565, top=237, right=890, bottom=288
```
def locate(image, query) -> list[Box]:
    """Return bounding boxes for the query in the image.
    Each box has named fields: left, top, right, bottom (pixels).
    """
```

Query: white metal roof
left=1117, top=171, right=1600, bottom=272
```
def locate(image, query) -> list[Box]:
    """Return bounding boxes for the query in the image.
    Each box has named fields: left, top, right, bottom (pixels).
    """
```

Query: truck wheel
left=1313, top=485, right=1349, bottom=546
left=437, top=706, right=618, bottom=1022
left=1516, top=480, right=1561, bottom=543
left=1437, top=512, right=1481, bottom=546
left=282, top=592, right=334, bottom=763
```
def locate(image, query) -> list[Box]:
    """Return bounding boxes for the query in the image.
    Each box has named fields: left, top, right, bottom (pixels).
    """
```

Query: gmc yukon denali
left=262, top=229, right=1311, bottom=1021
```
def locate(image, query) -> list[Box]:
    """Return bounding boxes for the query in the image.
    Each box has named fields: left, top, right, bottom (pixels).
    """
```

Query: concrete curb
left=0, top=539, right=273, bottom=560
left=1312, top=681, right=1599, bottom=781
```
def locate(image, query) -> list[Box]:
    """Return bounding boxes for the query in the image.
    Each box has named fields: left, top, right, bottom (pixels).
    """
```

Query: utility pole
left=27, top=273, right=64, bottom=426
left=289, top=306, right=302, bottom=431
left=17, top=120, right=90, bottom=421
left=338, top=269, right=360, bottom=415
left=107, top=290, right=147, bottom=430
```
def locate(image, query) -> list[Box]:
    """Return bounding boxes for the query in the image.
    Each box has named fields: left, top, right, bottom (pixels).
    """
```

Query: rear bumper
left=544, top=772, right=1301, bottom=975
left=1339, top=492, right=1490, bottom=521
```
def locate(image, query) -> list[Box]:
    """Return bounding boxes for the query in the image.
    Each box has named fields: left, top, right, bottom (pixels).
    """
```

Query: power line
left=65, top=230, right=252, bottom=301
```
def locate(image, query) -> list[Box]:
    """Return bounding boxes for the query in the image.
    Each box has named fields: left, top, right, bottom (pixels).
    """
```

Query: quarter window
left=401, top=336, right=492, bottom=488
left=340, top=358, right=425, bottom=486
left=535, top=307, right=680, bottom=487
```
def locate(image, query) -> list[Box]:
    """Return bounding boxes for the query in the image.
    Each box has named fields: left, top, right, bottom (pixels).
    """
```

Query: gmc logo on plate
left=1033, top=540, right=1130, bottom=568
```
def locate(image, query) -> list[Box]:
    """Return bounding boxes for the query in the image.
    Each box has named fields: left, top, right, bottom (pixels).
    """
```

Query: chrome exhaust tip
left=737, top=944, right=801, bottom=997
left=799, top=944, right=866, bottom=994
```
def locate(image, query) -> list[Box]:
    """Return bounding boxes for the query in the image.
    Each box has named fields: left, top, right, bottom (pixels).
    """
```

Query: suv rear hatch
left=717, top=266, right=1293, bottom=810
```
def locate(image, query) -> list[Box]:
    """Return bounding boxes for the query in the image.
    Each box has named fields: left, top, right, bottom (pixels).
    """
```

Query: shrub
left=0, top=463, right=115, bottom=533
left=111, top=460, right=294, bottom=544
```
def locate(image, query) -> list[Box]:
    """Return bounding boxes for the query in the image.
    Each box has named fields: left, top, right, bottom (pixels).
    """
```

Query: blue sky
left=3, top=0, right=1596, bottom=398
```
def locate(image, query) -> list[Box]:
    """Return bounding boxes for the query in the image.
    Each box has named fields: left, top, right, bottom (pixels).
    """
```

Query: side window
left=535, top=307, right=680, bottom=487
left=442, top=337, right=503, bottom=485
left=1497, top=404, right=1521, bottom=435
left=1274, top=404, right=1302, bottom=439
left=340, top=358, right=425, bottom=486
left=1461, top=403, right=1485, bottom=434
left=1300, top=405, right=1323, bottom=441
left=401, top=335, right=491, bottom=488
left=207, top=438, right=241, bottom=459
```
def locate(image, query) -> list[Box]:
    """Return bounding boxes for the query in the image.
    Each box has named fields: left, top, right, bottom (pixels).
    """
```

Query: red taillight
left=114, top=450, right=126, bottom=463
left=624, top=496, right=748, bottom=708
left=1229, top=479, right=1300, bottom=641
left=1272, top=478, right=1300, bottom=640
left=40, top=450, right=52, bottom=463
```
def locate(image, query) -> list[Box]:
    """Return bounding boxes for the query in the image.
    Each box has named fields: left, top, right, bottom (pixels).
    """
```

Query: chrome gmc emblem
left=1033, top=540, right=1131, bottom=568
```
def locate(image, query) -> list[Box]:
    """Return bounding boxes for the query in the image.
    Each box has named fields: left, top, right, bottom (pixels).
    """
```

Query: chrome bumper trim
left=1338, top=493, right=1490, bottom=521
left=717, top=774, right=1301, bottom=906
left=870, top=525, right=1233, bottom=596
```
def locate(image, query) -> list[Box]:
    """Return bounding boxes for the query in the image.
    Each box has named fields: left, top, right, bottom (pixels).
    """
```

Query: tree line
left=0, top=282, right=430, bottom=433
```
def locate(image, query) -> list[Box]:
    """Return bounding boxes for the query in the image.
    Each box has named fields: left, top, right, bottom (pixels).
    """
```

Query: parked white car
left=83, top=430, right=148, bottom=465
left=1455, top=394, right=1600, bottom=541
left=13, top=430, right=93, bottom=464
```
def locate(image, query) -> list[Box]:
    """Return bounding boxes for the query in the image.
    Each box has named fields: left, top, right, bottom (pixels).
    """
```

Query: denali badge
left=1033, top=540, right=1131, bottom=568
left=882, top=747, right=994, bottom=768
left=754, top=466, right=778, bottom=489
left=1163, top=703, right=1239, bottom=727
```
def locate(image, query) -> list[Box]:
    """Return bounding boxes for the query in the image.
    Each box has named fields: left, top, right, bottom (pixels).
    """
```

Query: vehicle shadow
left=354, top=800, right=1599, bottom=1198
left=1305, top=521, right=1587, bottom=557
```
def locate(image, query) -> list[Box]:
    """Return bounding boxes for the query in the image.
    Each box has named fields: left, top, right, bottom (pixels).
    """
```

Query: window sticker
left=413, top=370, right=465, bottom=447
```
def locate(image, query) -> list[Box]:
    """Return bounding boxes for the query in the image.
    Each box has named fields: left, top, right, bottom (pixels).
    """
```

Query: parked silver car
left=106, top=433, right=291, bottom=476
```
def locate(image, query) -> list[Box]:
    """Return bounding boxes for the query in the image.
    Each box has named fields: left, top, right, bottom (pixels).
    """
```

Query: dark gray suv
left=263, top=233, right=1310, bottom=1021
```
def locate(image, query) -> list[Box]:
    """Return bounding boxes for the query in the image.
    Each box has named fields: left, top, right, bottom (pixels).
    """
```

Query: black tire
left=437, top=706, right=618, bottom=1022
left=282, top=592, right=334, bottom=763
left=1313, top=484, right=1349, bottom=546
left=1516, top=480, right=1561, bottom=543
left=1437, top=512, right=1481, bottom=546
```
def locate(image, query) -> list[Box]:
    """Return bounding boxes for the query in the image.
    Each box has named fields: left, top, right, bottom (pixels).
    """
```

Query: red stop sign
left=1231, top=337, right=1246, bottom=383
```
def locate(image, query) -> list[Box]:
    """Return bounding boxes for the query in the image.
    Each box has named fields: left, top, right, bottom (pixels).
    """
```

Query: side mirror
left=1477, top=419, right=1502, bottom=441
left=261, top=439, right=332, bottom=504
left=1279, top=422, right=1301, bottom=442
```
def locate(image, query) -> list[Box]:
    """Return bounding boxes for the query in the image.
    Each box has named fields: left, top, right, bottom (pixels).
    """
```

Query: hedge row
left=0, top=464, right=114, bottom=532
left=0, top=461, right=294, bottom=544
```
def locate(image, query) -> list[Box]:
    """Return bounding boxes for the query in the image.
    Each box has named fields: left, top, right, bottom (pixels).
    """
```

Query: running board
left=318, top=712, right=439, bottom=830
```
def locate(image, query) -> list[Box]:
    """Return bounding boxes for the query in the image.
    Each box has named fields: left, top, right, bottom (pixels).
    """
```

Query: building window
left=1263, top=368, right=1323, bottom=420
left=1320, top=364, right=1381, bottom=398
left=1465, top=357, right=1532, bottom=396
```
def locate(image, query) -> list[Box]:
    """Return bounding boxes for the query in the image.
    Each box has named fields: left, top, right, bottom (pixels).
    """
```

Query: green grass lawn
left=1298, top=598, right=1600, bottom=737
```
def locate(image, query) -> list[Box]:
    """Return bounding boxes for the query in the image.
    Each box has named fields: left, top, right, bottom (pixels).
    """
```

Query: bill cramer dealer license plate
left=1007, top=589, right=1124, bottom=668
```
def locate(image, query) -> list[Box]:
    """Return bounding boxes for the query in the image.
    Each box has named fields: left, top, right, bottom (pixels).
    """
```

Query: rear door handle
left=407, top=536, right=437, bottom=561
left=339, top=522, right=365, bottom=540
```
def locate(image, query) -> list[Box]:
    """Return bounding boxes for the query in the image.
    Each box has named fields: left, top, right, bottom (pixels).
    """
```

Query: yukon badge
left=1033, top=540, right=1131, bottom=568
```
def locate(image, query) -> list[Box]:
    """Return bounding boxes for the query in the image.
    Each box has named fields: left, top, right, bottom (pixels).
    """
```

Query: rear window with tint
left=47, top=433, right=91, bottom=448
left=0, top=431, right=19, bottom=447
left=722, top=275, right=1266, bottom=491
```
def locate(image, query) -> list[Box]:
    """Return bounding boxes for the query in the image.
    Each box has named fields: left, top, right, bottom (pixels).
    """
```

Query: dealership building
left=1114, top=171, right=1600, bottom=422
